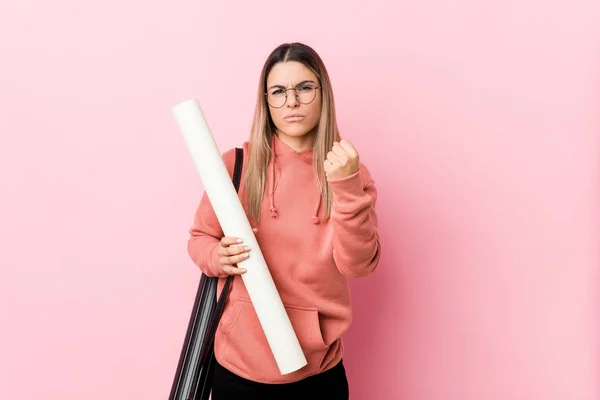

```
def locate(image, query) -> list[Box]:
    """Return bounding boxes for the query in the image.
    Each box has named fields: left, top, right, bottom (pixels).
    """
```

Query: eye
left=271, top=89, right=285, bottom=96
left=297, top=85, right=314, bottom=92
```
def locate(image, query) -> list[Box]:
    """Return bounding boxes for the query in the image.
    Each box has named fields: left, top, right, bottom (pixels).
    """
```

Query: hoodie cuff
left=328, top=170, right=370, bottom=212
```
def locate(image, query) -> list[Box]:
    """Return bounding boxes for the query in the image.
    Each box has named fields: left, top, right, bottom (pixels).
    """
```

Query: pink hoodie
left=187, top=134, right=381, bottom=384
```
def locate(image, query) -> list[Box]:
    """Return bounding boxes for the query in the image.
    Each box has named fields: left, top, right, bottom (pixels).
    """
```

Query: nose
left=285, top=88, right=299, bottom=107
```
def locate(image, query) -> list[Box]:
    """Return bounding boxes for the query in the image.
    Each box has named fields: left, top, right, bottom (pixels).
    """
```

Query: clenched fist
left=324, top=139, right=360, bottom=181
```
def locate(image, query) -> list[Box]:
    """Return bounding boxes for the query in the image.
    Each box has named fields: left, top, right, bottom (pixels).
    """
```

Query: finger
left=339, top=139, right=358, bottom=157
left=222, top=251, right=250, bottom=265
left=220, top=236, right=243, bottom=247
left=327, top=151, right=341, bottom=165
left=222, top=265, right=247, bottom=275
left=331, top=144, right=348, bottom=162
left=252, top=228, right=259, bottom=234
left=220, top=245, right=250, bottom=257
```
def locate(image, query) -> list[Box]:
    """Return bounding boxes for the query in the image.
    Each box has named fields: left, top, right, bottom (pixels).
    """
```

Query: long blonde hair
left=244, top=42, right=341, bottom=223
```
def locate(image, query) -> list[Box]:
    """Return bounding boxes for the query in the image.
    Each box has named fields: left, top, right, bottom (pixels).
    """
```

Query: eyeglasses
left=264, top=83, right=321, bottom=108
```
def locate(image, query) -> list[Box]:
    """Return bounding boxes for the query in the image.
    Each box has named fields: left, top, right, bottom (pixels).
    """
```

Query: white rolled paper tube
left=172, top=98, right=308, bottom=375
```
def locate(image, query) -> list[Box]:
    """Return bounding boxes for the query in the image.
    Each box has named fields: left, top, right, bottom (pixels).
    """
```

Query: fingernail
left=244, top=246, right=251, bottom=251
left=241, top=269, right=247, bottom=273
left=237, top=238, right=243, bottom=243
left=243, top=253, right=249, bottom=258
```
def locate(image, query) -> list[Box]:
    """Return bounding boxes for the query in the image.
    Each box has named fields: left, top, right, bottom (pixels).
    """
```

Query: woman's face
left=265, top=61, right=322, bottom=144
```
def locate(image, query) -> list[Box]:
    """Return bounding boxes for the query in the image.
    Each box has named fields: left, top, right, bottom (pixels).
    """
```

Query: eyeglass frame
left=264, top=82, right=321, bottom=109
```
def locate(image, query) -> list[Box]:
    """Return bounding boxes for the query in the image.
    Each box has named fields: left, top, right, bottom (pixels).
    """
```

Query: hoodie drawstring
left=311, top=194, right=322, bottom=224
left=268, top=145, right=279, bottom=219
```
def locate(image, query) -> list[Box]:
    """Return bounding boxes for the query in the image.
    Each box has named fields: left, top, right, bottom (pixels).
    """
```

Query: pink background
left=1, top=1, right=598, bottom=399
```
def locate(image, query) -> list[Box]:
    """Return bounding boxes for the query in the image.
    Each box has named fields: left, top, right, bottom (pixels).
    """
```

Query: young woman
left=187, top=42, right=381, bottom=400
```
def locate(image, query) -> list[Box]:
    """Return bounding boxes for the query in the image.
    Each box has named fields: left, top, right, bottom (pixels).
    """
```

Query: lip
left=284, top=114, right=305, bottom=121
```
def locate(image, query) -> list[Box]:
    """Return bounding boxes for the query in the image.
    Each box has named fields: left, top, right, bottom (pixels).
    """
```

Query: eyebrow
left=267, top=80, right=317, bottom=90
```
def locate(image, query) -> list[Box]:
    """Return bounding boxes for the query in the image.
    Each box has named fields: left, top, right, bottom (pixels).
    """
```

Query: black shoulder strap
left=214, top=146, right=243, bottom=312
left=198, top=147, right=243, bottom=368
left=232, top=147, right=243, bottom=192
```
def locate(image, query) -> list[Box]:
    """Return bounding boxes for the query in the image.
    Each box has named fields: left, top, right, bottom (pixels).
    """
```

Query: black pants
left=211, top=360, right=350, bottom=400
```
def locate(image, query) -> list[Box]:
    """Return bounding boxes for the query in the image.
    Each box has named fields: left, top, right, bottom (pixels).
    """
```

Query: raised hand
left=324, top=139, right=360, bottom=181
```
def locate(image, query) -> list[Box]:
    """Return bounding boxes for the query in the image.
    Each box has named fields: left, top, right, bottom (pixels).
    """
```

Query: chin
left=278, top=125, right=317, bottom=138
left=284, top=130, right=312, bottom=138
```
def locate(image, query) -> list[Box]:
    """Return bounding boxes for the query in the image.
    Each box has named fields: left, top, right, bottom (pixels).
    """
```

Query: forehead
left=266, top=61, right=318, bottom=86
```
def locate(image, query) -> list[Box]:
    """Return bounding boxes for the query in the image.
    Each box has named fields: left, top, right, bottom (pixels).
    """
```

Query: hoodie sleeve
left=186, top=148, right=238, bottom=278
left=328, top=163, right=381, bottom=278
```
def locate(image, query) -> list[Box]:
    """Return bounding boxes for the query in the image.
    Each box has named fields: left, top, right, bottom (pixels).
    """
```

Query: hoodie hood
left=268, top=133, right=322, bottom=224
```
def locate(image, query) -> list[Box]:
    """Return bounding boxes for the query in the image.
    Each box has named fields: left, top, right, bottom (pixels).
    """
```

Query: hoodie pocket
left=221, top=298, right=328, bottom=381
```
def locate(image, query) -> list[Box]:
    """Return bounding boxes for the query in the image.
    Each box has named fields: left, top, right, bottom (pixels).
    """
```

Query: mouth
left=284, top=114, right=305, bottom=121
